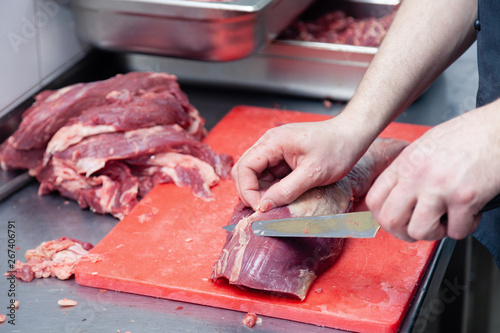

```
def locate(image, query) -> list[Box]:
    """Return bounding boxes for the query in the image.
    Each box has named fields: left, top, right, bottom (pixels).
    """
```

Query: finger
left=231, top=162, right=263, bottom=210
left=365, top=165, right=399, bottom=217
left=446, top=205, right=482, bottom=239
left=373, top=183, right=418, bottom=242
left=257, top=165, right=322, bottom=211
left=406, top=197, right=447, bottom=241
left=231, top=144, right=284, bottom=210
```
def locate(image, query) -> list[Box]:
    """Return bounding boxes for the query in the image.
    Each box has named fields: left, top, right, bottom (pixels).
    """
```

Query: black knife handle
left=479, top=193, right=500, bottom=213
left=440, top=193, right=500, bottom=224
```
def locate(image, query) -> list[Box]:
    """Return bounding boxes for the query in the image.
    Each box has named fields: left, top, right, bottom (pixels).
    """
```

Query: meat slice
left=211, top=138, right=408, bottom=300
left=48, top=125, right=230, bottom=178
left=128, top=152, right=221, bottom=199
left=37, top=125, right=232, bottom=219
left=44, top=89, right=197, bottom=160
left=10, top=237, right=94, bottom=282
left=38, top=160, right=139, bottom=219
left=9, top=72, right=185, bottom=151
left=0, top=142, right=43, bottom=171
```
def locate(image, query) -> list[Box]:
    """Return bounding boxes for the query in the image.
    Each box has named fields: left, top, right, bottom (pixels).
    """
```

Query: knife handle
left=441, top=193, right=500, bottom=224
left=479, top=193, right=500, bottom=213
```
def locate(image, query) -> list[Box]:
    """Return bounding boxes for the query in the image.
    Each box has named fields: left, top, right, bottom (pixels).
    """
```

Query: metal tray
left=71, top=0, right=314, bottom=61
left=120, top=0, right=399, bottom=99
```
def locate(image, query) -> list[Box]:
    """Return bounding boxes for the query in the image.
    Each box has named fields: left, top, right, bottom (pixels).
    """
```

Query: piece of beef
left=43, top=89, right=199, bottom=161
left=0, top=142, right=43, bottom=171
left=280, top=8, right=398, bottom=47
left=38, top=161, right=139, bottom=219
left=127, top=152, right=221, bottom=199
left=37, top=125, right=232, bottom=219
left=46, top=125, right=231, bottom=178
left=0, top=72, right=206, bottom=172
left=10, top=237, right=94, bottom=282
left=211, top=138, right=408, bottom=301
left=0, top=72, right=233, bottom=219
left=10, top=72, right=185, bottom=151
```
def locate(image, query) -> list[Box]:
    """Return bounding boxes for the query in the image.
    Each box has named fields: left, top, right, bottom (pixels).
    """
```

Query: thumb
left=257, top=166, right=319, bottom=211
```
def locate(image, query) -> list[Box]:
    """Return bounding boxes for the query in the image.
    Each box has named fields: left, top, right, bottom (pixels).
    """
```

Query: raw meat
left=9, top=72, right=188, bottom=151
left=0, top=72, right=205, bottom=172
left=47, top=125, right=230, bottom=178
left=211, top=138, right=408, bottom=300
left=37, top=160, right=140, bottom=219
left=37, top=126, right=232, bottom=219
left=280, top=7, right=398, bottom=47
left=10, top=237, right=94, bottom=282
left=242, top=313, right=258, bottom=328
left=44, top=88, right=202, bottom=162
left=0, top=72, right=233, bottom=219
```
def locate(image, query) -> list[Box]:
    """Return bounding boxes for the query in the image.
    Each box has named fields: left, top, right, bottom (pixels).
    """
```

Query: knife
left=222, top=211, right=380, bottom=238
left=222, top=193, right=500, bottom=238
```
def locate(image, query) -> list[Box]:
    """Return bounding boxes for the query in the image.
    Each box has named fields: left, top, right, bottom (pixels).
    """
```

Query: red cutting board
left=75, top=106, right=437, bottom=333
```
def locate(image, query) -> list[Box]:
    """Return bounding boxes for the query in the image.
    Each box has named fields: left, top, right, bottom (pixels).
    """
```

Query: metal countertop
left=0, top=43, right=479, bottom=333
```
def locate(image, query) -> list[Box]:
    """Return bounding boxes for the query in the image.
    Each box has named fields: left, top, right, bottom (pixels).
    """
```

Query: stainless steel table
left=0, top=43, right=479, bottom=333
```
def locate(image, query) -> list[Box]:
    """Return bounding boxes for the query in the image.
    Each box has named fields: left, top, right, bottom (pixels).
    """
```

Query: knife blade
left=222, top=193, right=500, bottom=238
left=221, top=211, right=379, bottom=238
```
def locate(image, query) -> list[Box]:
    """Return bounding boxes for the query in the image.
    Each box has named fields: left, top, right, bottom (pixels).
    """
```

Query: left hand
left=366, top=102, right=500, bottom=242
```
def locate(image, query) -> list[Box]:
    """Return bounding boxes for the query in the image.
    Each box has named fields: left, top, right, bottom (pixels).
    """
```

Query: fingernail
left=257, top=199, right=275, bottom=212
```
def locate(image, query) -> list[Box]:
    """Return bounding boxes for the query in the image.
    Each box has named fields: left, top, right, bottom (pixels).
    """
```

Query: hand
left=366, top=103, right=500, bottom=242
left=231, top=116, right=373, bottom=212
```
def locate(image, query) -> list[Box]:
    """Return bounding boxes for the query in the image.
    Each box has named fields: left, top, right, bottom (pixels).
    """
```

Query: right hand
left=231, top=116, right=373, bottom=212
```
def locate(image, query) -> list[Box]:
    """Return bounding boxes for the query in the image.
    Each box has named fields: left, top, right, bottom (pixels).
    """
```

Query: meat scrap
left=0, top=72, right=233, bottom=219
left=279, top=7, right=398, bottom=47
left=212, top=138, right=408, bottom=301
left=58, top=298, right=78, bottom=307
left=9, top=237, right=94, bottom=282
left=242, top=313, right=258, bottom=328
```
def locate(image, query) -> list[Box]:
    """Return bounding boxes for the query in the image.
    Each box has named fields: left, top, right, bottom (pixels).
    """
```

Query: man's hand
left=231, top=116, right=372, bottom=212
left=366, top=102, right=500, bottom=242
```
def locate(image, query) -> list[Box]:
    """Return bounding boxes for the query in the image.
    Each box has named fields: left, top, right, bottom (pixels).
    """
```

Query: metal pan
left=71, top=0, right=314, bottom=61
left=120, top=0, right=399, bottom=100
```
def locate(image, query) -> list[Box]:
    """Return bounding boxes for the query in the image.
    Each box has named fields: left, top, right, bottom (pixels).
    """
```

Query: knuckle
left=365, top=189, right=380, bottom=208
left=377, top=212, right=399, bottom=233
left=447, top=229, right=468, bottom=240
left=278, top=184, right=296, bottom=203
left=407, top=225, right=427, bottom=240
left=447, top=222, right=471, bottom=240
left=450, top=187, right=478, bottom=206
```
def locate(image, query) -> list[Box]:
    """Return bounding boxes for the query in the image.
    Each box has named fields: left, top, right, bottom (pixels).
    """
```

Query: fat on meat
left=0, top=72, right=233, bottom=219
left=211, top=138, right=408, bottom=301
left=10, top=237, right=94, bottom=282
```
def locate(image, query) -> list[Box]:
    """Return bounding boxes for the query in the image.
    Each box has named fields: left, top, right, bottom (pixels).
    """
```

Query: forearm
left=337, top=0, right=478, bottom=143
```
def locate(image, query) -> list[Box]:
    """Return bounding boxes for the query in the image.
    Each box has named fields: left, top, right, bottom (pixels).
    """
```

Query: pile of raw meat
left=10, top=237, right=94, bottom=282
left=279, top=7, right=398, bottom=47
left=212, top=138, right=408, bottom=300
left=0, top=72, right=233, bottom=219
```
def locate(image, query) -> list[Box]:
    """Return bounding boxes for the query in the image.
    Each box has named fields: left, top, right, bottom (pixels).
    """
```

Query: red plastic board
left=75, top=106, right=437, bottom=333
